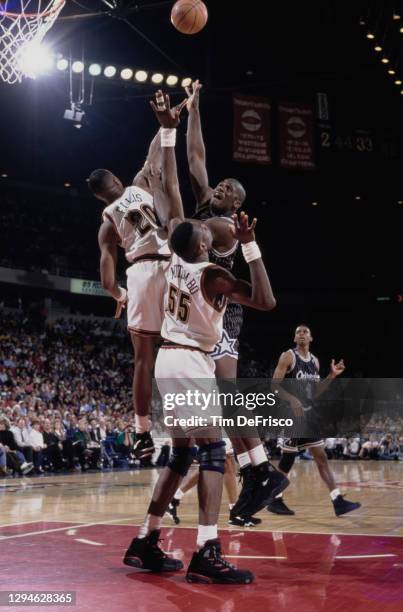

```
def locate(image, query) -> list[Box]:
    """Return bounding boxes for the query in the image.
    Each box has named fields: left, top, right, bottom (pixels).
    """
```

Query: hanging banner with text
left=279, top=103, right=316, bottom=170
left=233, top=95, right=272, bottom=165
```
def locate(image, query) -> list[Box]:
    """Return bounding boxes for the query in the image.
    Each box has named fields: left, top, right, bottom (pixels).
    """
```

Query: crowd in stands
left=0, top=193, right=100, bottom=279
left=0, top=311, right=402, bottom=477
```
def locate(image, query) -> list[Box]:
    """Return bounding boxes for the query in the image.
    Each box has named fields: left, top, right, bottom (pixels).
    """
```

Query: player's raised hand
left=150, top=90, right=187, bottom=128
left=185, top=79, right=202, bottom=112
left=231, top=211, right=257, bottom=244
left=330, top=358, right=345, bottom=378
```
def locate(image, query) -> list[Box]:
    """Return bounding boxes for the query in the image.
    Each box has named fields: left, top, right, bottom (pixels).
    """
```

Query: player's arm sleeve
left=98, top=220, right=121, bottom=300
left=186, top=107, right=213, bottom=208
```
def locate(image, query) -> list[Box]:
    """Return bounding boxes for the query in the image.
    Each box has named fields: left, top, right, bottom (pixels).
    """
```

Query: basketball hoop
left=0, top=0, right=65, bottom=84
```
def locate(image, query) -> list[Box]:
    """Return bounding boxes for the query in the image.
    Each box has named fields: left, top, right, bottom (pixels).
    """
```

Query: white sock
left=135, top=415, right=150, bottom=434
left=229, top=503, right=235, bottom=510
left=174, top=488, right=184, bottom=501
left=237, top=451, right=251, bottom=468
left=197, top=524, right=218, bottom=549
left=138, top=514, right=162, bottom=539
left=330, top=488, right=341, bottom=501
left=248, top=444, right=267, bottom=467
left=275, top=493, right=283, bottom=499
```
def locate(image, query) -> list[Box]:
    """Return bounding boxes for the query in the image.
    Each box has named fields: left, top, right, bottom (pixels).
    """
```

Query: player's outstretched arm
left=150, top=91, right=186, bottom=228
left=132, top=130, right=162, bottom=192
left=314, top=358, right=346, bottom=398
left=185, top=80, right=214, bottom=209
left=98, top=219, right=127, bottom=318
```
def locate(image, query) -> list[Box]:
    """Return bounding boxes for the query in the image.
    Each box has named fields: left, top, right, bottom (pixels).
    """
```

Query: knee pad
left=168, top=446, right=197, bottom=476
left=198, top=441, right=226, bottom=474
left=279, top=452, right=296, bottom=474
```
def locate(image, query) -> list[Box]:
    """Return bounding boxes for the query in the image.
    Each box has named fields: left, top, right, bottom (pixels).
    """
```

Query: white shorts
left=126, top=258, right=169, bottom=336
left=155, top=346, right=221, bottom=438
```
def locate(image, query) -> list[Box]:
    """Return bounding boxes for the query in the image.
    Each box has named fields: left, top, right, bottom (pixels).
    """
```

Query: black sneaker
left=229, top=465, right=256, bottom=518
left=267, top=497, right=295, bottom=516
left=123, top=529, right=183, bottom=572
left=333, top=495, right=361, bottom=517
left=133, top=431, right=155, bottom=460
left=242, top=463, right=290, bottom=516
left=186, top=539, right=254, bottom=584
left=228, top=514, right=262, bottom=527
left=166, top=499, right=180, bottom=524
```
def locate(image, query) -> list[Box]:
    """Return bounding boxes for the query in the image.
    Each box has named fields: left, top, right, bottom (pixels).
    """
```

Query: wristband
left=241, top=241, right=261, bottom=263
left=117, top=287, right=127, bottom=303
left=161, top=128, right=176, bottom=147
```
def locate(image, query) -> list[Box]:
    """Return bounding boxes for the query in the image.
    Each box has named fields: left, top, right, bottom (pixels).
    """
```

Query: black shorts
left=210, top=303, right=243, bottom=360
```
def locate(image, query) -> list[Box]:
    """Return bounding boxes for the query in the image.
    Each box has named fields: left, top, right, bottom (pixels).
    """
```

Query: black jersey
left=286, top=348, right=320, bottom=407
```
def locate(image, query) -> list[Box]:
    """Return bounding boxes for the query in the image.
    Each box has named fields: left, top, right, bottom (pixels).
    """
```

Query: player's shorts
left=126, top=255, right=170, bottom=336
left=210, top=303, right=243, bottom=360
left=279, top=438, right=325, bottom=453
left=155, top=344, right=221, bottom=438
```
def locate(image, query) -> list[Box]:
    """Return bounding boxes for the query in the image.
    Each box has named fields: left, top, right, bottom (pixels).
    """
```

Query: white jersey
left=102, top=185, right=169, bottom=262
left=161, top=253, right=227, bottom=352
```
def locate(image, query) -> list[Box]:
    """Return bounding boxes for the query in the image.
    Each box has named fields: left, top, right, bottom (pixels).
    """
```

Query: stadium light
left=72, top=61, right=84, bottom=74
left=18, top=43, right=54, bottom=79
left=400, top=27, right=403, bottom=33
left=312, top=202, right=319, bottom=206
left=89, top=63, right=102, bottom=76
left=151, top=73, right=164, bottom=84
left=1, top=173, right=8, bottom=178
left=381, top=57, right=390, bottom=64
left=395, top=79, right=402, bottom=85
left=104, top=65, right=117, bottom=78
left=135, top=70, right=148, bottom=82
left=393, top=13, right=401, bottom=21
left=64, top=182, right=71, bottom=188
left=121, top=68, right=134, bottom=80
left=57, top=58, right=68, bottom=71
left=374, top=45, right=382, bottom=52
left=388, top=69, right=396, bottom=75
left=166, top=75, right=178, bottom=86
left=366, top=32, right=375, bottom=39
left=181, top=77, right=192, bottom=87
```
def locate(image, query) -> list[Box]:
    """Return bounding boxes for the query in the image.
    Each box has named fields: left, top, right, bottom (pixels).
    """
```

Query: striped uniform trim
left=128, top=253, right=171, bottom=265
left=161, top=341, right=210, bottom=355
left=128, top=327, right=161, bottom=337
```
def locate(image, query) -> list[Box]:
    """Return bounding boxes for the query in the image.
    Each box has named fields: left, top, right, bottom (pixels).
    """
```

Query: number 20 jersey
left=161, top=253, right=228, bottom=353
left=102, top=185, right=170, bottom=262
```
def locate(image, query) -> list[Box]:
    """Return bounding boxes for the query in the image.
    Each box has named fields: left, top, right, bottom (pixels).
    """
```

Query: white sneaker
left=21, top=462, right=34, bottom=475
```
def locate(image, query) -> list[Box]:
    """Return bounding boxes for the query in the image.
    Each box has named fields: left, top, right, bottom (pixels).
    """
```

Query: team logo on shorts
left=210, top=330, right=238, bottom=360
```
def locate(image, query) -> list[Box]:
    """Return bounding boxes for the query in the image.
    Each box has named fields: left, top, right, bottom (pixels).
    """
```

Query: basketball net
left=0, top=0, right=65, bottom=84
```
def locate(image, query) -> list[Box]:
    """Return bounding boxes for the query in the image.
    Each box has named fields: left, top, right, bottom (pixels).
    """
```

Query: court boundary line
left=103, top=522, right=403, bottom=538
left=1, top=520, right=402, bottom=541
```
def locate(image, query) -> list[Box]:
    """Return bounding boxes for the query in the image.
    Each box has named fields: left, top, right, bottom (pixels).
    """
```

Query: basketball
left=171, top=0, right=208, bottom=35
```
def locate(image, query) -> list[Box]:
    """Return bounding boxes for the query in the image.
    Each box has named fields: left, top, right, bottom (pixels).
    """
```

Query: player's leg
left=130, top=332, right=157, bottom=460
left=186, top=434, right=254, bottom=584
left=310, top=445, right=361, bottom=516
left=267, top=449, right=297, bottom=515
left=166, top=464, right=199, bottom=524
left=123, top=436, right=196, bottom=571
left=214, top=351, right=287, bottom=520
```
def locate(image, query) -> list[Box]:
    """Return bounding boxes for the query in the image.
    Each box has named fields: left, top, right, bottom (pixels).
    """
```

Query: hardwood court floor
left=0, top=461, right=402, bottom=611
